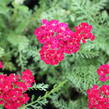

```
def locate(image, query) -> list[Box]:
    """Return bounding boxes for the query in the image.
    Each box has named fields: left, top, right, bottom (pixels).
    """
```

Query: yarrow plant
left=87, top=85, right=109, bottom=109
left=0, top=68, right=35, bottom=109
left=87, top=64, right=109, bottom=109
left=34, top=19, right=95, bottom=65
left=1, top=0, right=109, bottom=109
left=97, top=64, right=109, bottom=82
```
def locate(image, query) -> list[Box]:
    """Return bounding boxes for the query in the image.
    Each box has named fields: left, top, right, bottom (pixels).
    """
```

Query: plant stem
left=24, top=80, right=67, bottom=108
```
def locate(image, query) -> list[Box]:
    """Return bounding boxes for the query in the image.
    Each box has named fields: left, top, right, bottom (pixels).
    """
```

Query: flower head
left=87, top=85, right=109, bottom=109
left=0, top=69, right=34, bottom=109
left=34, top=20, right=95, bottom=65
left=75, top=22, right=96, bottom=43
left=40, top=44, right=64, bottom=65
left=34, top=19, right=71, bottom=44
left=97, top=64, right=109, bottom=82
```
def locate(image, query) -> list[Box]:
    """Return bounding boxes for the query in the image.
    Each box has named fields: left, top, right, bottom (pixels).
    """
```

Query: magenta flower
left=87, top=85, right=109, bottom=109
left=21, top=69, right=35, bottom=87
left=34, top=19, right=95, bottom=65
left=0, top=69, right=35, bottom=109
left=75, top=22, right=95, bottom=43
left=39, top=44, right=64, bottom=65
left=97, top=64, right=109, bottom=82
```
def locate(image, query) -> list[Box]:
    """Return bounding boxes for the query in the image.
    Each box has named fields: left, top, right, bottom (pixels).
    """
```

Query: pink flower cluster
left=87, top=85, right=109, bottom=109
left=0, top=69, right=35, bottom=109
left=0, top=61, right=3, bottom=68
left=97, top=64, right=109, bottom=82
left=34, top=19, right=95, bottom=65
left=87, top=64, right=109, bottom=109
left=74, top=22, right=95, bottom=43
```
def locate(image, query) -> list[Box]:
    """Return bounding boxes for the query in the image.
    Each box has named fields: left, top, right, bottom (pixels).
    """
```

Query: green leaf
left=7, top=34, right=29, bottom=50
left=0, top=47, right=4, bottom=58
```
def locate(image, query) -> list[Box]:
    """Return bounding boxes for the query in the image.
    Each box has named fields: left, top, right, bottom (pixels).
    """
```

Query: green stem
left=19, top=50, right=24, bottom=71
left=24, top=80, right=67, bottom=108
